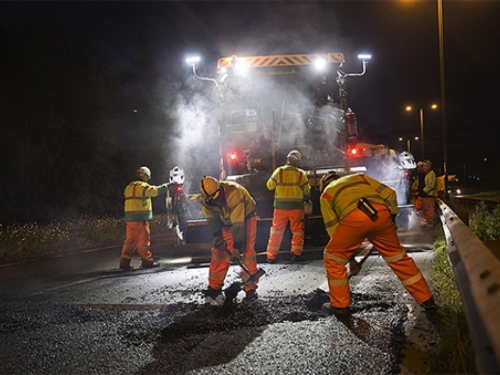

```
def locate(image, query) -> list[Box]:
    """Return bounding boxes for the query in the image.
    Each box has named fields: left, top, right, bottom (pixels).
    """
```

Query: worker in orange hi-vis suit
left=318, top=171, right=437, bottom=317
left=266, top=150, right=311, bottom=264
left=119, top=166, right=170, bottom=270
left=198, top=176, right=259, bottom=304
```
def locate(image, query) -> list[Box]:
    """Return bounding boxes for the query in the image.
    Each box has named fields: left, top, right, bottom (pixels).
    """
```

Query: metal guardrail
left=437, top=199, right=500, bottom=374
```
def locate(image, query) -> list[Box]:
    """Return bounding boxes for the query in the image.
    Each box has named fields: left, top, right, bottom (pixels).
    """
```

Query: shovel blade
left=244, top=268, right=266, bottom=285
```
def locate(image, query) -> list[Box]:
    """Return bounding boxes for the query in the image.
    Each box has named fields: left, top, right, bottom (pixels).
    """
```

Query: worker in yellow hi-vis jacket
left=198, top=176, right=259, bottom=304
left=266, top=150, right=311, bottom=264
left=318, top=171, right=437, bottom=317
left=119, top=166, right=170, bottom=270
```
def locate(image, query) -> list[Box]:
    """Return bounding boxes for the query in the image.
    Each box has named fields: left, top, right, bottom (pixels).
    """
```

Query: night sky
left=2, top=0, right=500, bottom=177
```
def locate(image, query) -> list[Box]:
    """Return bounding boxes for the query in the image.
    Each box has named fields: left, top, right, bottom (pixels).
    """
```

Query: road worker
left=418, top=160, right=437, bottom=229
left=412, top=161, right=424, bottom=216
left=266, top=150, right=311, bottom=263
left=198, top=176, right=259, bottom=303
left=119, top=166, right=170, bottom=270
left=319, top=171, right=437, bottom=316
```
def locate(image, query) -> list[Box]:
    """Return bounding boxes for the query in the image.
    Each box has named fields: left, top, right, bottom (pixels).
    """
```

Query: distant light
left=186, top=56, right=200, bottom=64
left=133, top=108, right=138, bottom=113
left=314, top=57, right=328, bottom=72
left=431, top=104, right=438, bottom=109
left=358, top=54, right=372, bottom=60
left=405, top=106, right=412, bottom=111
left=350, top=166, right=367, bottom=172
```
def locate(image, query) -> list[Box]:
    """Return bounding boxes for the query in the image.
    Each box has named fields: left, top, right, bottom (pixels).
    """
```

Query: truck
left=174, top=53, right=416, bottom=248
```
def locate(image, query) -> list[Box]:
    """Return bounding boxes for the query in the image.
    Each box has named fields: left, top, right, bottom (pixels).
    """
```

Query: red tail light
left=348, top=147, right=358, bottom=157
left=175, top=185, right=184, bottom=194
left=229, top=152, right=238, bottom=161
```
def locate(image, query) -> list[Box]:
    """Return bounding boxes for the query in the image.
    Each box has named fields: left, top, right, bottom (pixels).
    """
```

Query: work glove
left=212, top=236, right=226, bottom=251
left=230, top=248, right=241, bottom=261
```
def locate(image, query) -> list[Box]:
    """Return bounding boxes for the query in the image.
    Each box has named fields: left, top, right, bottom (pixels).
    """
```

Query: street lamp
left=398, top=136, right=419, bottom=153
left=405, top=104, right=438, bottom=160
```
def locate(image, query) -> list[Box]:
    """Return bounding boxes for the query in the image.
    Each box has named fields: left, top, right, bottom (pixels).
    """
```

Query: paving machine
left=175, top=53, right=415, bottom=247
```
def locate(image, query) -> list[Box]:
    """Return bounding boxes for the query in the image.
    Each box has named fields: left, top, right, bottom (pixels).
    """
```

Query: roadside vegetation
left=428, top=200, right=500, bottom=374
left=0, top=214, right=169, bottom=262
left=429, top=231, right=476, bottom=374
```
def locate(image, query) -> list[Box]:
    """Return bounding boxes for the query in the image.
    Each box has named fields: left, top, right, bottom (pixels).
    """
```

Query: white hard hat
left=287, top=150, right=301, bottom=163
left=399, top=152, right=416, bottom=169
left=169, top=166, right=185, bottom=184
left=137, top=166, right=151, bottom=181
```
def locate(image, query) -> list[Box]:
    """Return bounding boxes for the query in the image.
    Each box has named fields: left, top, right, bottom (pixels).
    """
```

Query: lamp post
left=405, top=104, right=438, bottom=160
left=437, top=0, right=449, bottom=200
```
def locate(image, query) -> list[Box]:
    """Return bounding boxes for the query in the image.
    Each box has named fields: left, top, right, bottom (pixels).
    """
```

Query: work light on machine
left=185, top=56, right=201, bottom=65
left=314, top=57, right=328, bottom=72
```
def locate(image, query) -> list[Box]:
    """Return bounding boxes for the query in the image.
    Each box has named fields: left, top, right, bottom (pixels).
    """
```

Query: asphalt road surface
left=0, top=213, right=438, bottom=375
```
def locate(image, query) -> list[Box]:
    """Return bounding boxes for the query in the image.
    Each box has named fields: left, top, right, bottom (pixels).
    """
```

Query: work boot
left=291, top=254, right=308, bottom=263
left=202, top=287, right=225, bottom=305
left=321, top=302, right=351, bottom=317
left=243, top=290, right=258, bottom=302
left=421, top=296, right=438, bottom=311
left=266, top=258, right=276, bottom=264
left=119, top=258, right=132, bottom=271
left=141, top=259, right=160, bottom=268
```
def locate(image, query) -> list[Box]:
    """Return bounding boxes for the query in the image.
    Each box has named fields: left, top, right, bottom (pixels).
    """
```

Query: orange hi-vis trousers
left=209, top=216, right=258, bottom=292
left=266, top=208, right=305, bottom=260
left=324, top=204, right=432, bottom=308
left=422, top=197, right=436, bottom=225
left=121, top=221, right=153, bottom=261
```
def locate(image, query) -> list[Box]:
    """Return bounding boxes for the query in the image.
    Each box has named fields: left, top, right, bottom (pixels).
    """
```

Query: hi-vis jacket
left=267, top=165, right=311, bottom=209
left=201, top=181, right=256, bottom=244
left=123, top=180, right=169, bottom=221
left=320, top=173, right=398, bottom=237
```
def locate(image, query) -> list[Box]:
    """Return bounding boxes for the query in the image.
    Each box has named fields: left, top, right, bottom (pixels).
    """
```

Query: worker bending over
left=319, top=171, right=437, bottom=316
left=198, top=176, right=259, bottom=303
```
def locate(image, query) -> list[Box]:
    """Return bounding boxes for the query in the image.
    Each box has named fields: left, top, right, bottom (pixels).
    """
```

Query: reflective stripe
left=328, top=278, right=349, bottom=286
left=213, top=252, right=230, bottom=260
left=291, top=230, right=304, bottom=236
left=383, top=249, right=407, bottom=263
left=324, top=251, right=349, bottom=265
left=270, top=229, right=285, bottom=236
left=267, top=245, right=280, bottom=251
left=402, top=272, right=423, bottom=286
left=209, top=272, right=226, bottom=280
left=324, top=218, right=339, bottom=229
left=242, top=255, right=256, bottom=262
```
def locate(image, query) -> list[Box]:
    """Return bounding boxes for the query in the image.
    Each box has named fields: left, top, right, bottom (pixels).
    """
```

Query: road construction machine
left=175, top=53, right=415, bottom=248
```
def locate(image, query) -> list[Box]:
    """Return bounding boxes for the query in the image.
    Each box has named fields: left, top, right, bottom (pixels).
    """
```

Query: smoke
left=171, top=92, right=221, bottom=194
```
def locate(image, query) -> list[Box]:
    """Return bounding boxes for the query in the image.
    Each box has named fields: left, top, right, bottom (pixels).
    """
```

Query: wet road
left=0, top=214, right=438, bottom=374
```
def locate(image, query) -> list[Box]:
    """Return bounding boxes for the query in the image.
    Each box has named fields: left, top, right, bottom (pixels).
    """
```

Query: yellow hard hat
left=198, top=176, right=221, bottom=203
left=319, top=171, right=340, bottom=193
